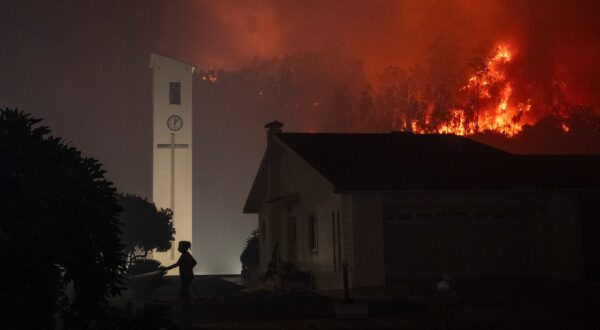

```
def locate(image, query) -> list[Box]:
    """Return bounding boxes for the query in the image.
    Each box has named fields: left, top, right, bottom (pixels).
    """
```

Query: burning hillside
left=169, top=1, right=600, bottom=152
left=313, top=40, right=599, bottom=143
left=372, top=42, right=567, bottom=137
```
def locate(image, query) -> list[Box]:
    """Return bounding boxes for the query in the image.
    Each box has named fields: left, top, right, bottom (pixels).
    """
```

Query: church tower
left=150, top=54, right=195, bottom=274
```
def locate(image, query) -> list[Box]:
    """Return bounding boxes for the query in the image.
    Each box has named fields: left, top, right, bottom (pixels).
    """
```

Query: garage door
left=581, top=200, right=600, bottom=281
left=383, top=210, right=531, bottom=281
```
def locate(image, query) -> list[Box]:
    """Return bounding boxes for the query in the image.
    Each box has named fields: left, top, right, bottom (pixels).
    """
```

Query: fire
left=200, top=70, right=219, bottom=83
left=492, top=44, right=511, bottom=62
left=405, top=43, right=538, bottom=137
left=201, top=74, right=218, bottom=83
left=430, top=109, right=475, bottom=136
left=470, top=45, right=529, bottom=137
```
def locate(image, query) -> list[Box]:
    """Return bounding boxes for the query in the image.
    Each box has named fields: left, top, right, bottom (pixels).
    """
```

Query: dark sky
left=2, top=0, right=600, bottom=274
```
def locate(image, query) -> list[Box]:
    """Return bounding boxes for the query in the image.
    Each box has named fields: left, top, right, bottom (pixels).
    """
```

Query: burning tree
left=326, top=42, right=599, bottom=140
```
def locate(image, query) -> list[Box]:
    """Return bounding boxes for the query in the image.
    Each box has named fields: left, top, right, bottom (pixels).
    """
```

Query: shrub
left=240, top=230, right=259, bottom=279
left=129, top=259, right=162, bottom=276
left=1, top=109, right=126, bottom=328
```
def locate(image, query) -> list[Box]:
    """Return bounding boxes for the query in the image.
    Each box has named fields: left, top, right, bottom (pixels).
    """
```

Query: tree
left=240, top=230, right=259, bottom=279
left=0, top=109, right=126, bottom=328
left=117, top=194, right=175, bottom=267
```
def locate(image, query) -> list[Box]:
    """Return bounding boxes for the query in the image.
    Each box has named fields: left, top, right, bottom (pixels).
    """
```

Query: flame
left=471, top=45, right=528, bottom=136
left=200, top=70, right=219, bottom=83
left=436, top=109, right=475, bottom=136
left=201, top=74, right=218, bottom=83
left=403, top=43, right=543, bottom=137
left=492, top=44, right=511, bottom=62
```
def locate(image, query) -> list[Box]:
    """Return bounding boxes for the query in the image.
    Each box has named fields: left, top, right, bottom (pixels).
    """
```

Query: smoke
left=161, top=0, right=495, bottom=71
left=158, top=0, right=600, bottom=123
left=153, top=0, right=600, bottom=273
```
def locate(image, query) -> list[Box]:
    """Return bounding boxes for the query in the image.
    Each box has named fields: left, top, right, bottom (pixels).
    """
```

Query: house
left=243, top=121, right=600, bottom=289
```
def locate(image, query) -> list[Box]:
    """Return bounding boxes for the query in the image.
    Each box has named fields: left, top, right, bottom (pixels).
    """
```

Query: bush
left=117, top=194, right=175, bottom=267
left=1, top=109, right=126, bottom=328
left=129, top=259, right=162, bottom=276
left=240, top=230, right=259, bottom=279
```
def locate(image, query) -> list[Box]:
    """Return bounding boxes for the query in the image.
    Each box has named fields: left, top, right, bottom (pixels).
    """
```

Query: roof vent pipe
left=265, top=120, right=284, bottom=144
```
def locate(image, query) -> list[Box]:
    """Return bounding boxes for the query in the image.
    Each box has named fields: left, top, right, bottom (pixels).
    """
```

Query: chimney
left=265, top=120, right=284, bottom=144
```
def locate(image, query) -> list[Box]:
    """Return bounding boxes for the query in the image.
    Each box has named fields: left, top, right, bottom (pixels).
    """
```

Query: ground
left=117, top=276, right=600, bottom=329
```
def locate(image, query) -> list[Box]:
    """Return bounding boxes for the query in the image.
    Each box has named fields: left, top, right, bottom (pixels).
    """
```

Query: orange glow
left=201, top=73, right=218, bottom=83
left=398, top=43, right=563, bottom=138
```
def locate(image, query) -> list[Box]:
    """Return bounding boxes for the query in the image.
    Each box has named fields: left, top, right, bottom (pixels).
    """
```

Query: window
left=332, top=211, right=337, bottom=270
left=309, top=214, right=318, bottom=253
left=336, top=210, right=342, bottom=271
left=169, top=82, right=181, bottom=104
left=332, top=210, right=343, bottom=272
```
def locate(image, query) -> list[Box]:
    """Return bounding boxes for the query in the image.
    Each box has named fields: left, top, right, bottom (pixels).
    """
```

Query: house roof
left=275, top=132, right=600, bottom=191
left=244, top=131, right=600, bottom=213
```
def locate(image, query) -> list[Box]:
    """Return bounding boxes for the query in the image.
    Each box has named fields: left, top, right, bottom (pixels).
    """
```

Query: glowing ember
left=200, top=72, right=218, bottom=83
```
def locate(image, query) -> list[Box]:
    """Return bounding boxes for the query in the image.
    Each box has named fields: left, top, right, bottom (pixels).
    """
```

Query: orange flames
left=200, top=70, right=219, bottom=83
left=410, top=43, right=537, bottom=137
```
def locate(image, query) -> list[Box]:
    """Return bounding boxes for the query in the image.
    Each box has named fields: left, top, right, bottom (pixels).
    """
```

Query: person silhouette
left=162, top=241, right=197, bottom=300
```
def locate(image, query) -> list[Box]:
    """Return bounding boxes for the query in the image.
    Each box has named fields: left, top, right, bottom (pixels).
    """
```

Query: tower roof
left=149, top=53, right=196, bottom=73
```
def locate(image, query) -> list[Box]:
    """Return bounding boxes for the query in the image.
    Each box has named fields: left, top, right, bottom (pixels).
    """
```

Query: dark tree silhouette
left=326, top=86, right=354, bottom=132
left=0, top=109, right=126, bottom=328
left=240, top=230, right=259, bottom=279
left=117, top=194, right=174, bottom=268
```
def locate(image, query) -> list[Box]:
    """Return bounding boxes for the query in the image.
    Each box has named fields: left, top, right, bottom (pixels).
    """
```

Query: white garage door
left=383, top=210, right=531, bottom=281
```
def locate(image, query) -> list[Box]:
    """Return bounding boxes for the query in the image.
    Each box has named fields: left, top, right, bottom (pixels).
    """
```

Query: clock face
left=167, top=115, right=183, bottom=131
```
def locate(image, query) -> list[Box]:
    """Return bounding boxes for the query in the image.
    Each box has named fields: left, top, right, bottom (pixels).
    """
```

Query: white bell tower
left=150, top=54, right=195, bottom=274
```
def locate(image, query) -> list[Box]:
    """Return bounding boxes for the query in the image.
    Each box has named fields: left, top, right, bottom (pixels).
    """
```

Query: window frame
left=308, top=214, right=318, bottom=253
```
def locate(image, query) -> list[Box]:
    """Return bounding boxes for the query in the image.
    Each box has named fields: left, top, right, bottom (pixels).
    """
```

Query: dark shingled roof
left=276, top=133, right=600, bottom=191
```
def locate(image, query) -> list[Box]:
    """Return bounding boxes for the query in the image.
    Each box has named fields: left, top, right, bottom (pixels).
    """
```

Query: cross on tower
left=157, top=132, right=189, bottom=259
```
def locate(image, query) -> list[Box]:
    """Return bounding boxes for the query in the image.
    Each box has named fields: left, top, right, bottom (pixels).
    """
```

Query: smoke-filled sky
left=2, top=0, right=599, bottom=274
left=165, top=0, right=600, bottom=109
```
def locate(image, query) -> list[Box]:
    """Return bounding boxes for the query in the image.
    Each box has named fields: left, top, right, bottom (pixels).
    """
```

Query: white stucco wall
left=349, top=194, right=386, bottom=287
left=257, top=141, right=346, bottom=289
